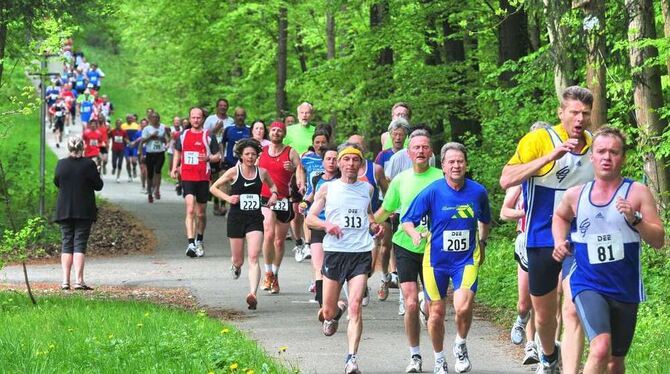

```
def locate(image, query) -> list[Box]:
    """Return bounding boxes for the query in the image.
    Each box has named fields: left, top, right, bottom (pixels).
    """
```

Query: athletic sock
left=410, top=346, right=421, bottom=357
left=517, top=312, right=530, bottom=325
left=434, top=350, right=445, bottom=363
left=296, top=238, right=304, bottom=246
left=381, top=272, right=390, bottom=282
left=455, top=334, right=466, bottom=345
left=196, top=234, right=203, bottom=242
left=264, top=264, right=272, bottom=272
left=188, top=238, right=195, bottom=245
left=272, top=265, right=279, bottom=275
left=545, top=346, right=558, bottom=363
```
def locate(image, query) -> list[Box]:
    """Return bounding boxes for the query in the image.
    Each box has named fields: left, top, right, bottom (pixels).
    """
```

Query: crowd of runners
left=51, top=42, right=665, bottom=374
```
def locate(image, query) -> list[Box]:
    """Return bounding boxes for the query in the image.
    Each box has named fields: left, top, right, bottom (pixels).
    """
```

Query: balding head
left=347, top=134, right=366, bottom=153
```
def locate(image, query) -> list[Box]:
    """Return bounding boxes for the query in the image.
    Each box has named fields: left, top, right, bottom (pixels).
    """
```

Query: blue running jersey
left=301, top=151, right=324, bottom=196
left=222, top=125, right=250, bottom=167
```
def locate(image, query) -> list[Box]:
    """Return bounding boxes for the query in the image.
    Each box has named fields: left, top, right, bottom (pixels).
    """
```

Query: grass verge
left=478, top=233, right=670, bottom=372
left=0, top=290, right=295, bottom=374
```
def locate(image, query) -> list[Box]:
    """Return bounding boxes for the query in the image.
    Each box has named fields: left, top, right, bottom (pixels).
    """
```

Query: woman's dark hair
left=234, top=138, right=263, bottom=158
left=312, top=128, right=331, bottom=143
left=252, top=120, right=268, bottom=140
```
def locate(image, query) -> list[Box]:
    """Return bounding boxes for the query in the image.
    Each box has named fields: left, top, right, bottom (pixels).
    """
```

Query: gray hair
left=409, top=128, right=430, bottom=140
left=68, top=136, right=84, bottom=158
left=388, top=118, right=410, bottom=134
left=440, top=142, right=467, bottom=162
left=337, top=142, right=363, bottom=153
left=530, top=121, right=550, bottom=132
left=297, top=102, right=313, bottom=113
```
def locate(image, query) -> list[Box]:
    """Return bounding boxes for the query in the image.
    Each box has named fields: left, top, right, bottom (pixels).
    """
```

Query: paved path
left=3, top=67, right=530, bottom=373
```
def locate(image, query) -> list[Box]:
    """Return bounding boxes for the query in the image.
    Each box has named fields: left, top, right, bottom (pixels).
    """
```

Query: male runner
left=221, top=107, right=251, bottom=169
left=204, top=98, right=234, bottom=132
left=552, top=127, right=664, bottom=374
left=259, top=121, right=304, bottom=294
left=306, top=142, right=384, bottom=374
left=109, top=119, right=128, bottom=183
left=374, top=129, right=443, bottom=373
left=403, top=142, right=491, bottom=374
left=142, top=112, right=169, bottom=203
left=122, top=115, right=141, bottom=181
left=171, top=107, right=222, bottom=258
left=82, top=119, right=103, bottom=169
left=500, top=86, right=595, bottom=373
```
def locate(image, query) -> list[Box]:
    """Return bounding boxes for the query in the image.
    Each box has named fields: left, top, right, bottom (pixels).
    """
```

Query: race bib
left=150, top=141, right=163, bottom=152
left=184, top=151, right=199, bottom=165
left=272, top=198, right=289, bottom=212
left=81, top=106, right=91, bottom=113
left=114, top=136, right=123, bottom=143
left=587, top=232, right=624, bottom=265
left=240, top=194, right=260, bottom=211
left=343, top=212, right=365, bottom=229
left=442, top=230, right=470, bottom=252
left=89, top=139, right=98, bottom=147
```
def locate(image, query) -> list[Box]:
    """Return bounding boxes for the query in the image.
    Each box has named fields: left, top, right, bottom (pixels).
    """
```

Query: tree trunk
left=498, top=0, right=529, bottom=87
left=661, top=0, right=670, bottom=76
left=295, top=25, right=308, bottom=73
left=577, top=0, right=607, bottom=130
left=369, top=1, right=393, bottom=152
left=276, top=6, right=288, bottom=117
left=371, top=2, right=393, bottom=65
left=627, top=0, right=670, bottom=206
left=544, top=0, right=576, bottom=99
left=528, top=7, right=542, bottom=51
left=0, top=19, right=8, bottom=87
left=326, top=11, right=336, bottom=60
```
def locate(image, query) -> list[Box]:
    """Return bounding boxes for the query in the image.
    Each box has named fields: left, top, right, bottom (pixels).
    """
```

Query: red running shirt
left=83, top=129, right=102, bottom=157
left=110, top=129, right=127, bottom=153
left=259, top=145, right=293, bottom=199
left=179, top=129, right=212, bottom=182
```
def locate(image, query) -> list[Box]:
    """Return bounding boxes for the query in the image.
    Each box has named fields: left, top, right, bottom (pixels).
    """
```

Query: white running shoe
left=433, top=359, right=449, bottom=374
left=535, top=357, right=559, bottom=374
left=116, top=177, right=120, bottom=183
left=293, top=244, right=305, bottom=262
left=406, top=354, right=422, bottom=373
left=418, top=291, right=428, bottom=327
left=303, top=244, right=311, bottom=259
left=230, top=264, right=241, bottom=279
left=345, top=355, right=361, bottom=374
left=195, top=241, right=205, bottom=257
left=185, top=243, right=196, bottom=258
left=453, top=343, right=472, bottom=373
left=398, top=293, right=406, bottom=316
left=362, top=286, right=370, bottom=307
left=523, top=341, right=540, bottom=365
left=510, top=318, right=526, bottom=345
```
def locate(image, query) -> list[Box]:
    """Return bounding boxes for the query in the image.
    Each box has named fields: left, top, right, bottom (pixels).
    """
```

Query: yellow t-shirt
left=507, top=124, right=592, bottom=176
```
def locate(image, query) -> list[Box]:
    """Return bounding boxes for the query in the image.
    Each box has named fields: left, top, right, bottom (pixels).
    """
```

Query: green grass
left=478, top=231, right=670, bottom=372
left=0, top=291, right=294, bottom=374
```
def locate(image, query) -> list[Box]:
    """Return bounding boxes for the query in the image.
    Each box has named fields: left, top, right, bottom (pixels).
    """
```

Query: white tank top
left=323, top=179, right=374, bottom=253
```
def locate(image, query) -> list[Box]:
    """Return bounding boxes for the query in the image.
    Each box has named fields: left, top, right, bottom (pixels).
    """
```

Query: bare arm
left=617, top=183, right=665, bottom=249
left=500, top=138, right=579, bottom=189
left=209, top=168, right=237, bottom=204
left=170, top=149, right=181, bottom=178
left=290, top=149, right=306, bottom=192
left=552, top=186, right=579, bottom=261
left=374, top=206, right=393, bottom=224
left=260, top=168, right=278, bottom=207
left=306, top=185, right=329, bottom=231
left=500, top=185, right=524, bottom=221
left=374, top=163, right=389, bottom=195
left=477, top=221, right=490, bottom=266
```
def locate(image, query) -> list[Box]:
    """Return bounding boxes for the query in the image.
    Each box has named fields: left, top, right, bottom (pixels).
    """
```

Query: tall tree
left=627, top=0, right=670, bottom=205
left=276, top=5, right=289, bottom=117
left=575, top=0, right=607, bottom=130
left=544, top=0, right=576, bottom=99
left=326, top=10, right=336, bottom=60
left=497, top=0, right=530, bottom=87
left=661, top=0, right=670, bottom=76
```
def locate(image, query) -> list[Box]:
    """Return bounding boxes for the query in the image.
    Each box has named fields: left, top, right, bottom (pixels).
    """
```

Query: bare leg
left=453, top=288, right=476, bottom=338
left=561, top=275, right=584, bottom=374
left=61, top=253, right=73, bottom=285
left=346, top=273, right=368, bottom=355
left=246, top=231, right=264, bottom=295
left=532, top=290, right=559, bottom=356
left=73, top=253, right=86, bottom=285
left=400, top=281, right=421, bottom=347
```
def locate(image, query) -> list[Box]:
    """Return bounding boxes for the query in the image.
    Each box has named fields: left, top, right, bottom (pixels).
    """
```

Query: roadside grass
left=478, top=232, right=670, bottom=372
left=0, top=291, right=296, bottom=374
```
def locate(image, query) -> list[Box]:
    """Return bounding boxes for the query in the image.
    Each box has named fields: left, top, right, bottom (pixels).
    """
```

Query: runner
left=121, top=114, right=140, bottom=181
left=142, top=112, right=169, bottom=203
left=294, top=128, right=331, bottom=262
left=299, top=145, right=340, bottom=306
left=251, top=120, right=270, bottom=147
left=82, top=119, right=103, bottom=169
left=210, top=139, right=278, bottom=310
left=500, top=86, right=595, bottom=373
left=137, top=118, right=149, bottom=193
left=552, top=127, right=664, bottom=374
left=109, top=119, right=128, bottom=183
left=167, top=116, right=182, bottom=194
left=221, top=107, right=251, bottom=169
left=171, top=107, right=221, bottom=258
left=403, top=142, right=491, bottom=374
left=204, top=98, right=234, bottom=131
left=305, top=142, right=384, bottom=374
left=76, top=89, right=95, bottom=128
left=46, top=80, right=61, bottom=128
left=380, top=102, right=411, bottom=150
left=373, top=129, right=443, bottom=373
left=97, top=115, right=109, bottom=175
left=49, top=96, right=68, bottom=149
left=258, top=121, right=304, bottom=294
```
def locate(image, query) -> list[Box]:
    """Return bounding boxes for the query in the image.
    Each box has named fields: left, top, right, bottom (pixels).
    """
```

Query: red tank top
left=259, top=145, right=293, bottom=199
left=179, top=129, right=211, bottom=182
left=83, top=129, right=101, bottom=157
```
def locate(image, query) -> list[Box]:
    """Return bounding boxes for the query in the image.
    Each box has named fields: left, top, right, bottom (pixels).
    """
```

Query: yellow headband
left=337, top=147, right=363, bottom=160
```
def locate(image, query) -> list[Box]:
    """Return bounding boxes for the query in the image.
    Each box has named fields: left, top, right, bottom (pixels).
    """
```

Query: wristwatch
left=631, top=211, right=642, bottom=226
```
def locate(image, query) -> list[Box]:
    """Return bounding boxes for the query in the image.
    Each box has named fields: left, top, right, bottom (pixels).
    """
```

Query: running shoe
left=230, top=264, right=241, bottom=279
left=175, top=184, right=182, bottom=196
left=155, top=191, right=161, bottom=200
left=303, top=244, right=311, bottom=260
left=433, top=359, right=449, bottom=374
left=270, top=276, right=280, bottom=294
left=453, top=343, right=472, bottom=373
left=535, top=356, right=559, bottom=374
left=398, top=296, right=406, bottom=316
left=523, top=341, right=540, bottom=365
left=377, top=277, right=390, bottom=301
left=323, top=319, right=339, bottom=336
left=309, top=281, right=316, bottom=293
left=362, top=286, right=371, bottom=307
left=148, top=194, right=154, bottom=203
left=293, top=244, right=305, bottom=262
left=262, top=272, right=274, bottom=291
left=116, top=177, right=120, bottom=183
left=418, top=291, right=428, bottom=327
left=185, top=243, right=197, bottom=258
left=511, top=318, right=526, bottom=345
left=406, top=354, right=423, bottom=373
left=389, top=272, right=399, bottom=289
left=246, top=293, right=257, bottom=310
left=344, top=355, right=361, bottom=374
left=195, top=240, right=205, bottom=257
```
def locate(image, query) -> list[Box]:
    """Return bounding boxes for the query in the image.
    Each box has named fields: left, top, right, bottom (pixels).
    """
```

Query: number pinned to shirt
left=343, top=215, right=364, bottom=229
left=586, top=232, right=624, bottom=264
left=240, top=194, right=260, bottom=211
left=272, top=198, right=289, bottom=211
left=442, top=230, right=470, bottom=252
left=184, top=151, right=199, bottom=165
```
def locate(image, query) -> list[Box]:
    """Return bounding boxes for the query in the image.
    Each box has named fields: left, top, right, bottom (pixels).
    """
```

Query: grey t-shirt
left=384, top=149, right=436, bottom=179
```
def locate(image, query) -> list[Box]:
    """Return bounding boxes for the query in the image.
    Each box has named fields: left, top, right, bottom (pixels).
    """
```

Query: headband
left=337, top=147, right=363, bottom=160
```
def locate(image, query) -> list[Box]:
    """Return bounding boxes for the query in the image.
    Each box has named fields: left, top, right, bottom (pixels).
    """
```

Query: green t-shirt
left=383, top=166, right=443, bottom=253
left=285, top=123, right=316, bottom=155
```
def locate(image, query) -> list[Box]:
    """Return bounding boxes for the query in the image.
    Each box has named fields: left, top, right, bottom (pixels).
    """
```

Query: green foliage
left=0, top=217, right=45, bottom=270
left=0, top=292, right=295, bottom=373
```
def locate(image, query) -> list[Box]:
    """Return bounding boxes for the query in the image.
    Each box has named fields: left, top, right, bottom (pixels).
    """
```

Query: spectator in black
left=54, top=136, right=104, bottom=291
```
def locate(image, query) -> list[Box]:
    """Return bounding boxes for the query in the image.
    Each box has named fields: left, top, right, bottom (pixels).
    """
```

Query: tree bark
left=528, top=7, right=542, bottom=51
left=544, top=0, right=576, bottom=99
left=371, top=2, right=393, bottom=65
left=295, top=24, right=308, bottom=73
left=326, top=11, right=336, bottom=60
left=369, top=1, right=393, bottom=152
left=498, top=0, right=529, bottom=86
left=661, top=0, right=670, bottom=76
left=576, top=0, right=607, bottom=130
left=627, top=0, right=670, bottom=206
left=276, top=6, right=288, bottom=117
left=0, top=18, right=8, bottom=87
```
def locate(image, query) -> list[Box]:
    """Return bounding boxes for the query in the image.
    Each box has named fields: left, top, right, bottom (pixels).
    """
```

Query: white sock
left=381, top=272, right=390, bottom=282
left=434, top=350, right=445, bottom=362
left=272, top=264, right=279, bottom=275
left=455, top=334, right=466, bottom=345
left=410, top=346, right=421, bottom=357
left=264, top=264, right=272, bottom=272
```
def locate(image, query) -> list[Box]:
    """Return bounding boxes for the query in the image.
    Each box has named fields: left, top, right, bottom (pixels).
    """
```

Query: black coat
left=53, top=157, right=103, bottom=222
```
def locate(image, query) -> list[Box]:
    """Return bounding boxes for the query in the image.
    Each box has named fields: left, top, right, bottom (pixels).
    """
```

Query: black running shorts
left=322, top=251, right=372, bottom=286
left=227, top=213, right=263, bottom=238
left=394, top=243, right=424, bottom=284
left=182, top=181, right=210, bottom=204
left=527, top=247, right=561, bottom=296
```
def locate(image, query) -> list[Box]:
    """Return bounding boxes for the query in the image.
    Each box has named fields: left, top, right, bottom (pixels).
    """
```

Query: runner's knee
left=588, top=334, right=612, bottom=364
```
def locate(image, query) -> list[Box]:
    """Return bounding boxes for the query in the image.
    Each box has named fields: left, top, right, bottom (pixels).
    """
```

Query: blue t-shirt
left=80, top=100, right=94, bottom=122
left=222, top=125, right=250, bottom=166
left=375, top=148, right=395, bottom=168
left=87, top=70, right=101, bottom=85
left=402, top=178, right=491, bottom=269
left=75, top=76, right=86, bottom=91
left=301, top=151, right=324, bottom=196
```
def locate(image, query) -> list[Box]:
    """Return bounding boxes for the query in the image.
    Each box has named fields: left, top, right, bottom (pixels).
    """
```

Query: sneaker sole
left=246, top=294, right=257, bottom=310
left=186, top=249, right=196, bottom=258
